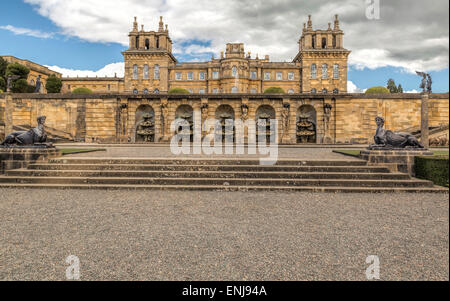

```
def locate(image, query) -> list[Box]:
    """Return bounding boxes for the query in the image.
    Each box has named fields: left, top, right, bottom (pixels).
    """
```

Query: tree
left=168, top=87, right=190, bottom=94
left=387, top=79, right=398, bottom=93
left=397, top=84, right=403, bottom=93
left=0, top=57, right=7, bottom=78
left=365, top=86, right=390, bottom=94
left=264, top=87, right=285, bottom=93
left=0, top=76, right=5, bottom=91
left=6, top=62, right=30, bottom=79
left=46, top=74, right=62, bottom=93
left=11, top=78, right=30, bottom=93
left=72, top=87, right=93, bottom=94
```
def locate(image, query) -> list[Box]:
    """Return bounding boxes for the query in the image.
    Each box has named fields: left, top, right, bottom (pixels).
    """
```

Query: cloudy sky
left=0, top=0, right=448, bottom=92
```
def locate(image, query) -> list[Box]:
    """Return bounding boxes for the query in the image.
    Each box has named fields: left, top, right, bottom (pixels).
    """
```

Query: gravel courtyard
left=0, top=189, right=448, bottom=281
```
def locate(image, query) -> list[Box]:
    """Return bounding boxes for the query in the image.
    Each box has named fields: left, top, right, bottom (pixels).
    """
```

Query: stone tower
left=294, top=15, right=351, bottom=93
left=122, top=16, right=177, bottom=93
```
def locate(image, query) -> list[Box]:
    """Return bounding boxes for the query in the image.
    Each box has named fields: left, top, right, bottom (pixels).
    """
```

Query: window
left=231, top=86, right=238, bottom=93
left=213, top=88, right=218, bottom=93
left=288, top=72, right=294, bottom=80
left=212, top=71, right=219, bottom=79
left=276, top=72, right=282, bottom=80
left=322, top=38, right=327, bottom=49
left=288, top=89, right=294, bottom=94
left=322, top=88, right=328, bottom=94
left=311, top=88, right=317, bottom=94
left=68, top=84, right=71, bottom=90
left=143, top=88, right=149, bottom=94
left=199, top=72, right=205, bottom=80
left=188, top=89, right=193, bottom=93
left=154, top=64, right=160, bottom=80
left=250, top=71, right=257, bottom=79
left=333, top=89, right=339, bottom=94
left=333, top=64, right=339, bottom=79
left=108, top=84, right=111, bottom=91
left=322, top=64, right=328, bottom=79
left=145, top=39, right=150, bottom=50
left=311, top=64, right=317, bottom=79
left=133, top=89, right=138, bottom=94
left=199, top=89, right=205, bottom=94
left=232, top=66, right=237, bottom=78
left=250, top=88, right=257, bottom=94
left=143, top=65, right=149, bottom=80
left=264, top=72, right=270, bottom=80
left=188, top=72, right=193, bottom=80
left=176, top=72, right=182, bottom=80
left=154, top=89, right=160, bottom=94
left=133, top=65, right=138, bottom=80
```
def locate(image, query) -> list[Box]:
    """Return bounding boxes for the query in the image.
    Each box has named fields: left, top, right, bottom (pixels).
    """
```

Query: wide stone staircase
left=0, top=157, right=446, bottom=192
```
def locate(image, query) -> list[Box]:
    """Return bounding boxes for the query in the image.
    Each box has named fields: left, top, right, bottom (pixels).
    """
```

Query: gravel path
left=0, top=189, right=447, bottom=281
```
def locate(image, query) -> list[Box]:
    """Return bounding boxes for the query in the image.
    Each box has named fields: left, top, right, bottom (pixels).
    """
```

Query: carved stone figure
left=241, top=104, right=248, bottom=121
left=161, top=103, right=169, bottom=137
left=426, top=74, right=432, bottom=93
left=415, top=71, right=432, bottom=93
left=201, top=104, right=209, bottom=122
left=281, top=103, right=290, bottom=137
left=136, top=113, right=155, bottom=142
left=1, top=116, right=48, bottom=146
left=371, top=116, right=424, bottom=149
left=34, top=75, right=42, bottom=93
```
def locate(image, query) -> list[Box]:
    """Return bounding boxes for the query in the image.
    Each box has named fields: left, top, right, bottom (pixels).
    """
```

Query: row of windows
left=174, top=71, right=296, bottom=81
left=310, top=88, right=339, bottom=94
left=311, top=64, right=339, bottom=80
left=133, top=64, right=160, bottom=80
left=131, top=88, right=297, bottom=94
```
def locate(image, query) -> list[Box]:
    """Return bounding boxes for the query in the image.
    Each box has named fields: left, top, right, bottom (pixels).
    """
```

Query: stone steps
left=0, top=157, right=446, bottom=192
left=6, top=169, right=411, bottom=180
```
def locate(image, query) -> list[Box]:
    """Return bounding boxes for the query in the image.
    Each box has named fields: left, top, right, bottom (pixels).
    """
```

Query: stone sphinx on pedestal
left=1, top=116, right=50, bottom=147
left=370, top=116, right=424, bottom=150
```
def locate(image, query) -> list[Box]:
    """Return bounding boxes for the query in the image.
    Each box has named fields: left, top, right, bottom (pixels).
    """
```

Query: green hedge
left=72, top=87, right=93, bottom=94
left=415, top=156, right=449, bottom=187
left=168, top=87, right=190, bottom=94
left=365, top=86, right=390, bottom=94
left=264, top=87, right=285, bottom=94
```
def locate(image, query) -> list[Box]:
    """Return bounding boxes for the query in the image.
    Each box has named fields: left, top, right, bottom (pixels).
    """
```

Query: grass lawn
left=59, top=148, right=106, bottom=155
left=333, top=149, right=449, bottom=158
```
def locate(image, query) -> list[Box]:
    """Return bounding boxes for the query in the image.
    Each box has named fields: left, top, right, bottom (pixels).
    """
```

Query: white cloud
left=0, top=25, right=53, bottom=39
left=405, top=89, right=420, bottom=93
left=23, top=0, right=449, bottom=71
left=46, top=62, right=124, bottom=77
left=347, top=81, right=365, bottom=93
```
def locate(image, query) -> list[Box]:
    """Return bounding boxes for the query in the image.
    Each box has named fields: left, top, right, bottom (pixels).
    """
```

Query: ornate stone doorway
left=296, top=105, right=317, bottom=143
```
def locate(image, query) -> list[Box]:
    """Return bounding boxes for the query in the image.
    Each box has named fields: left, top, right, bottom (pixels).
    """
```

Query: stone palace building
left=0, top=15, right=448, bottom=145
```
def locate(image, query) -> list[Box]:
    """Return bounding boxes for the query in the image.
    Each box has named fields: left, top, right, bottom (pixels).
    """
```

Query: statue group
left=370, top=116, right=424, bottom=149
left=1, top=116, right=49, bottom=147
left=416, top=71, right=432, bottom=93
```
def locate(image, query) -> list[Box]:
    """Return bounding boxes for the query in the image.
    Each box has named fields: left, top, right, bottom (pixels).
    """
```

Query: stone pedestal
left=0, top=146, right=61, bottom=174
left=360, top=149, right=433, bottom=176
left=421, top=93, right=429, bottom=148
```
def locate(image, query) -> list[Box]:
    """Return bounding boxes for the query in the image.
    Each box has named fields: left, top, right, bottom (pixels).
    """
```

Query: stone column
left=5, top=93, right=13, bottom=136
left=421, top=93, right=429, bottom=148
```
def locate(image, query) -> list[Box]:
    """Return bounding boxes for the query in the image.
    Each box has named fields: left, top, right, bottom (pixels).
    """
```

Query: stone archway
left=175, top=104, right=194, bottom=142
left=135, top=104, right=155, bottom=143
left=215, top=104, right=235, bottom=142
left=296, top=104, right=317, bottom=143
left=255, top=105, right=276, bottom=143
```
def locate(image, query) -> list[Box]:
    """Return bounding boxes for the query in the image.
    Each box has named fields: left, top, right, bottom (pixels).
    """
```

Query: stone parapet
left=360, top=149, right=434, bottom=176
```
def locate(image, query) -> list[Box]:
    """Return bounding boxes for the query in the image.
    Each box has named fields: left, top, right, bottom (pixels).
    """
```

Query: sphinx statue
left=371, top=116, right=424, bottom=149
left=1, top=116, right=48, bottom=146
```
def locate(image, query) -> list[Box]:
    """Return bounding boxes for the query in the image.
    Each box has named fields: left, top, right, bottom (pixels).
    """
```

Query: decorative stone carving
left=1, top=116, right=49, bottom=147
left=281, top=103, right=290, bottom=138
left=241, top=104, right=249, bottom=121
left=416, top=71, right=432, bottom=93
left=136, top=113, right=155, bottom=142
left=370, top=116, right=424, bottom=149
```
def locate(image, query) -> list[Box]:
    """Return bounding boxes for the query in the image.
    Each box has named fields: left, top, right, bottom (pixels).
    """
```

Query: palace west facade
left=61, top=15, right=350, bottom=95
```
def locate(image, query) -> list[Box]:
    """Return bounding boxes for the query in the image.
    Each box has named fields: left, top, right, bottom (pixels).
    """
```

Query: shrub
left=264, top=87, right=285, bottom=93
left=365, top=86, right=390, bottom=94
left=415, top=155, right=449, bottom=187
left=168, top=87, right=190, bottom=94
left=0, top=77, right=5, bottom=91
left=0, top=89, right=3, bottom=94
left=72, top=87, right=93, bottom=94
left=5, top=62, right=30, bottom=79
left=46, top=74, right=63, bottom=93
left=11, top=79, right=30, bottom=93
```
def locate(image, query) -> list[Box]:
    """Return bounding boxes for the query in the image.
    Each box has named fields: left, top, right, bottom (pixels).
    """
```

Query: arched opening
left=156, top=36, right=160, bottom=48
left=215, top=104, right=235, bottom=143
left=255, top=105, right=276, bottom=144
left=145, top=39, right=150, bottom=50
left=322, top=38, right=327, bottom=49
left=135, top=36, right=139, bottom=49
left=296, top=105, right=317, bottom=144
left=175, top=105, right=194, bottom=142
left=135, top=105, right=155, bottom=143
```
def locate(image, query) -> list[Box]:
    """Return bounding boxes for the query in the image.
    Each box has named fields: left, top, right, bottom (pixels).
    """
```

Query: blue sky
left=0, top=0, right=448, bottom=92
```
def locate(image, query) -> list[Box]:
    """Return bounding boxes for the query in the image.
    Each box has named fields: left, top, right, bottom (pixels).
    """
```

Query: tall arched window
left=322, top=38, right=327, bottom=49
left=145, top=39, right=150, bottom=50
left=143, top=65, right=149, bottom=80
left=156, top=37, right=159, bottom=48
left=133, top=65, right=138, bottom=80
left=311, top=88, right=317, bottom=94
left=322, top=64, right=328, bottom=79
left=333, top=64, right=339, bottom=79
left=322, top=88, right=328, bottom=94
left=232, top=66, right=237, bottom=78
left=133, top=88, right=138, bottom=94
left=311, top=64, right=317, bottom=79
left=154, top=64, right=160, bottom=80
left=135, top=37, right=139, bottom=49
